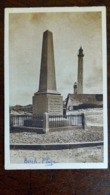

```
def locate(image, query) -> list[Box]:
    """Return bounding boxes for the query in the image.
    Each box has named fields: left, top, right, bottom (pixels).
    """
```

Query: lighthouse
left=77, top=47, right=84, bottom=94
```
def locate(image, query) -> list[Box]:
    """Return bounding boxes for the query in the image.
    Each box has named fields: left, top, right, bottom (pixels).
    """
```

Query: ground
left=10, top=108, right=104, bottom=164
left=10, top=126, right=103, bottom=144
left=10, top=146, right=103, bottom=164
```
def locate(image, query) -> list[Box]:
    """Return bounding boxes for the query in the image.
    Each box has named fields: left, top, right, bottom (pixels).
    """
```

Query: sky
left=9, top=11, right=103, bottom=106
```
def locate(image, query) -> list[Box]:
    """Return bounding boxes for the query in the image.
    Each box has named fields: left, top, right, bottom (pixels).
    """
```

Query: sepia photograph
left=5, top=7, right=107, bottom=169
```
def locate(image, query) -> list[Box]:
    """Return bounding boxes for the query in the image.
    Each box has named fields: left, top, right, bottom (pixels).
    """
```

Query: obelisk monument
left=77, top=47, right=84, bottom=94
left=33, top=30, right=63, bottom=116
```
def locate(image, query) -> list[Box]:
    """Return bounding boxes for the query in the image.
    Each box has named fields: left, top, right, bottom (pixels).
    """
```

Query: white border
left=5, top=6, right=108, bottom=170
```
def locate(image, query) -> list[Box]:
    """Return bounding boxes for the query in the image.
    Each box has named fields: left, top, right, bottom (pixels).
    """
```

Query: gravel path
left=10, top=126, right=103, bottom=144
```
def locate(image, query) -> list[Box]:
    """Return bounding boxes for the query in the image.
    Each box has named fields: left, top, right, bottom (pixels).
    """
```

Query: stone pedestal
left=33, top=94, right=63, bottom=116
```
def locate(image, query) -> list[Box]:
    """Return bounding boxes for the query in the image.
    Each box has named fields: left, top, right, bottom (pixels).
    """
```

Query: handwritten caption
left=24, top=157, right=57, bottom=166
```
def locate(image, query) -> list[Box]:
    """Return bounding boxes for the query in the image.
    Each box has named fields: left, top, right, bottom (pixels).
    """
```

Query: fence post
left=43, top=112, right=49, bottom=133
left=82, top=113, right=85, bottom=129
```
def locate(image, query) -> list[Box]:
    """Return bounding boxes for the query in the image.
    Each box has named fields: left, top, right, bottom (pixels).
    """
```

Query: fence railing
left=25, top=115, right=43, bottom=128
left=10, top=113, right=85, bottom=132
left=49, top=114, right=83, bottom=128
left=10, top=115, right=32, bottom=127
left=10, top=114, right=44, bottom=128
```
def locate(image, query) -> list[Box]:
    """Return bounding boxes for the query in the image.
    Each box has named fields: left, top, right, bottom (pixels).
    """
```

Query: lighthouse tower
left=73, top=82, right=77, bottom=94
left=77, top=47, right=84, bottom=94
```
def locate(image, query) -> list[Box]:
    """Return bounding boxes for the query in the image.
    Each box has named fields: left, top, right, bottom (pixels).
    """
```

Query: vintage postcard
left=5, top=7, right=108, bottom=169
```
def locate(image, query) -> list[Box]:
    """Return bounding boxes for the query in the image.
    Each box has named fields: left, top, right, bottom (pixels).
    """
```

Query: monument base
left=33, top=93, right=63, bottom=116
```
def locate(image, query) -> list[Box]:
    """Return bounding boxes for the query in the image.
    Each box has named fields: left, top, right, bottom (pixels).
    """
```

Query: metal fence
left=49, top=114, right=84, bottom=128
left=10, top=114, right=43, bottom=128
left=10, top=115, right=32, bottom=127
left=10, top=113, right=85, bottom=129
left=30, top=115, right=43, bottom=128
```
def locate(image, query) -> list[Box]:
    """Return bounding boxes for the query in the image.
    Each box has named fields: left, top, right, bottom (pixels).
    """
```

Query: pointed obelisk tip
left=44, top=30, right=52, bottom=34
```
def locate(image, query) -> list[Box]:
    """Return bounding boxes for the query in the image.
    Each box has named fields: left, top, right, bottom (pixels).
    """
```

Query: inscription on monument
left=48, top=96, right=63, bottom=115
